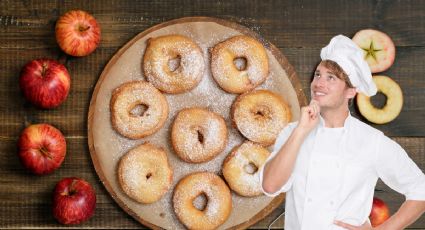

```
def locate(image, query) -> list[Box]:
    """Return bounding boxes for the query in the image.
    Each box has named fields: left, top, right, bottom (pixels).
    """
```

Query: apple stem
left=41, top=63, right=48, bottom=77
left=79, top=25, right=90, bottom=32
left=39, top=146, right=52, bottom=159
left=69, top=179, right=78, bottom=196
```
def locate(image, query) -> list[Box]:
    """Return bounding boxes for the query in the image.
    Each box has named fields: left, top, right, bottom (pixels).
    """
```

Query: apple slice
left=352, top=29, right=395, bottom=73
left=55, top=10, right=101, bottom=57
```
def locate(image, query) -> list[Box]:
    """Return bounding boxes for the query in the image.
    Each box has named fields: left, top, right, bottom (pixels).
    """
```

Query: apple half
left=352, top=29, right=396, bottom=73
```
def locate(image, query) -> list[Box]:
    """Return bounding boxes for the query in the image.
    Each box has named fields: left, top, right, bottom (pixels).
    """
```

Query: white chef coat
left=259, top=113, right=425, bottom=230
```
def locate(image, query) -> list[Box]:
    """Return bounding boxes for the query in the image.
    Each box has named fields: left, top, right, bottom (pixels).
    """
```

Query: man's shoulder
left=349, top=116, right=383, bottom=136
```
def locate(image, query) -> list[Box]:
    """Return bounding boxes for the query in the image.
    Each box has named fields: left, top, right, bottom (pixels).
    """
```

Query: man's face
left=310, top=64, right=355, bottom=110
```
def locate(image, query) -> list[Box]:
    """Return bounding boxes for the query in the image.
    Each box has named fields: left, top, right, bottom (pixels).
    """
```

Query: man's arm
left=335, top=200, right=425, bottom=230
left=378, top=200, right=425, bottom=230
left=262, top=127, right=309, bottom=194
left=262, top=100, right=320, bottom=194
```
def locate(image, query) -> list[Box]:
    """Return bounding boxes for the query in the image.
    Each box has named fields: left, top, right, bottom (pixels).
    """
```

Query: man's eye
left=314, top=73, right=320, bottom=77
left=328, top=75, right=335, bottom=80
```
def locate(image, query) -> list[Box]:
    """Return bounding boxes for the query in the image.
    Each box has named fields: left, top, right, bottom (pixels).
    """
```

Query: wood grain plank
left=2, top=0, right=425, bottom=48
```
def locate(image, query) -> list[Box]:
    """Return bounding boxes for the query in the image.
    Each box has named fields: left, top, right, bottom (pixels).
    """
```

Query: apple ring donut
left=222, top=141, right=270, bottom=197
left=110, top=81, right=168, bottom=139
left=211, top=35, right=269, bottom=94
left=143, top=35, right=205, bottom=94
left=171, top=108, right=228, bottom=163
left=118, top=143, right=173, bottom=204
left=173, top=172, right=232, bottom=230
left=231, top=90, right=291, bottom=146
left=356, top=75, right=403, bottom=124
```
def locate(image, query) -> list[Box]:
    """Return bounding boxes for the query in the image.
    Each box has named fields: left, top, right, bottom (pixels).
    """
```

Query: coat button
left=308, top=198, right=312, bottom=202
left=330, top=201, right=334, bottom=205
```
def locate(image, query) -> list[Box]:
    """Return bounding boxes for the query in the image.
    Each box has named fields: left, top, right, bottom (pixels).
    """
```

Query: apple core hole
left=233, top=57, right=247, bottom=71
left=244, top=162, right=258, bottom=174
left=253, top=106, right=270, bottom=120
left=193, top=192, right=208, bottom=211
left=371, top=92, right=387, bottom=109
left=168, top=55, right=181, bottom=72
left=197, top=130, right=204, bottom=144
left=78, top=24, right=90, bottom=32
left=146, top=173, right=152, bottom=180
left=130, top=104, right=149, bottom=117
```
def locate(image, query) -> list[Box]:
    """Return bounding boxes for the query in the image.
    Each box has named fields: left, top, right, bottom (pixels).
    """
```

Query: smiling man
left=260, top=35, right=425, bottom=230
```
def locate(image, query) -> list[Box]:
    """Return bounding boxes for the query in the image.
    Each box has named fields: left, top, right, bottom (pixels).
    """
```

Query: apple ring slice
left=352, top=29, right=396, bottom=73
left=356, top=75, right=403, bottom=124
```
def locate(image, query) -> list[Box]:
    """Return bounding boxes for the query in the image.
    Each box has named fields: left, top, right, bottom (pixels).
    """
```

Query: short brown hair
left=320, top=60, right=354, bottom=88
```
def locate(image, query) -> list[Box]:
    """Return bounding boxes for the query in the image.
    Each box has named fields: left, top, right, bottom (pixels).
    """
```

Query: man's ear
left=346, top=87, right=357, bottom=99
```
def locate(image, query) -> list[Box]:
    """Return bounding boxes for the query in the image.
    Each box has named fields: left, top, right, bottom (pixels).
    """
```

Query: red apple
left=18, top=123, right=66, bottom=175
left=19, top=58, right=71, bottom=109
left=369, top=197, right=390, bottom=227
left=352, top=29, right=396, bottom=73
left=53, top=177, right=96, bottom=224
left=55, top=10, right=101, bottom=57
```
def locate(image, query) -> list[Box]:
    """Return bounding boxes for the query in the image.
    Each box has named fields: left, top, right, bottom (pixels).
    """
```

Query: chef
left=260, top=35, right=425, bottom=230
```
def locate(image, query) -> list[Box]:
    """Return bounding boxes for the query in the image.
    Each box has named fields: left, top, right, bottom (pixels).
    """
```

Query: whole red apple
left=18, top=124, right=66, bottom=175
left=19, top=58, right=71, bottom=109
left=369, top=197, right=390, bottom=227
left=53, top=177, right=96, bottom=224
left=55, top=10, right=101, bottom=57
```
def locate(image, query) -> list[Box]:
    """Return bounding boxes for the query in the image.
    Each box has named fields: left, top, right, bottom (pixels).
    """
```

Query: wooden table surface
left=1, top=0, right=425, bottom=229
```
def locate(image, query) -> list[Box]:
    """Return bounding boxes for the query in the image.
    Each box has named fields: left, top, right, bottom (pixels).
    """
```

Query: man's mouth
left=313, top=91, right=326, bottom=96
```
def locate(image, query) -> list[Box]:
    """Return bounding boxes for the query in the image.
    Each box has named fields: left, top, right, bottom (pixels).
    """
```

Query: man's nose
left=313, top=76, right=326, bottom=87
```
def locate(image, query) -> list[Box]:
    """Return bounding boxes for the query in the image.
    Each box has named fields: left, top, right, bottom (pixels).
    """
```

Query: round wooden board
left=88, top=17, right=307, bottom=229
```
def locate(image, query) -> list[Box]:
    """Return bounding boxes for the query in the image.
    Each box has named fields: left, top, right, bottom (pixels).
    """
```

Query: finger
left=309, top=100, right=319, bottom=118
left=334, top=220, right=357, bottom=230
left=307, top=107, right=315, bottom=119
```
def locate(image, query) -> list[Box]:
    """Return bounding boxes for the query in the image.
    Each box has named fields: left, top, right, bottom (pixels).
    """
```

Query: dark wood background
left=1, top=0, right=424, bottom=229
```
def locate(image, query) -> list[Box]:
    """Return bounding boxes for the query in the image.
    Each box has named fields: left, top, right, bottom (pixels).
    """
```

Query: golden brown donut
left=110, top=81, right=168, bottom=139
left=231, top=90, right=291, bottom=146
left=171, top=108, right=228, bottom=163
left=210, top=35, right=269, bottom=94
left=222, top=141, right=270, bottom=197
left=173, top=172, right=232, bottom=230
left=143, top=35, right=205, bottom=94
left=118, top=143, right=173, bottom=204
left=356, top=75, right=403, bottom=124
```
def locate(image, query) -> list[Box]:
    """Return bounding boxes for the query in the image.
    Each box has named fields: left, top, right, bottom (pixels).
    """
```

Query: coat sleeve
left=259, top=122, right=297, bottom=197
left=375, top=135, right=425, bottom=201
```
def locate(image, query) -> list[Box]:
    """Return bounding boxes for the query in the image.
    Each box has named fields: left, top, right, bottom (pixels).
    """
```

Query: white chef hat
left=320, top=35, right=377, bottom=96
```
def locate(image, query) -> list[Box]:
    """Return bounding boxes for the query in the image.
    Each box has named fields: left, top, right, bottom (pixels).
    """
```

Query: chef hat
left=320, top=35, right=377, bottom=96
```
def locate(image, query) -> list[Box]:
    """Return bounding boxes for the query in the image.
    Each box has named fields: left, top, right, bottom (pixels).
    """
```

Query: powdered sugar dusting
left=172, top=108, right=227, bottom=163
left=233, top=90, right=290, bottom=145
left=211, top=36, right=269, bottom=93
left=223, top=142, right=271, bottom=196
left=173, top=172, right=231, bottom=228
left=143, top=35, right=205, bottom=93
left=119, top=144, right=172, bottom=203
left=92, top=21, right=298, bottom=230
left=111, top=81, right=168, bottom=138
